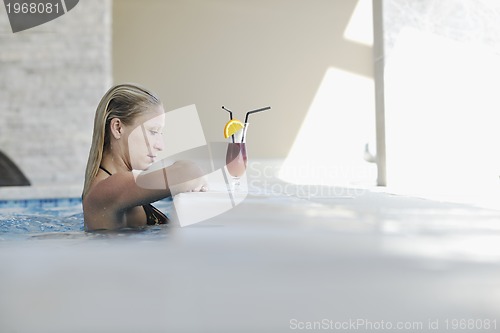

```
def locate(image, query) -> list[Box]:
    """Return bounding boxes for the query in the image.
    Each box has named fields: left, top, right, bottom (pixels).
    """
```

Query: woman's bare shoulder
left=84, top=172, right=135, bottom=208
left=84, top=169, right=171, bottom=212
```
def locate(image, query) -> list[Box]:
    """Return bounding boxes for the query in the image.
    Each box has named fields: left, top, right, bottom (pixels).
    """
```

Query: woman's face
left=126, top=106, right=166, bottom=170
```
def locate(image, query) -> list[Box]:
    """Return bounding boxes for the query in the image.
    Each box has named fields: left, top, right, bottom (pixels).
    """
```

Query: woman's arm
left=85, top=160, right=206, bottom=215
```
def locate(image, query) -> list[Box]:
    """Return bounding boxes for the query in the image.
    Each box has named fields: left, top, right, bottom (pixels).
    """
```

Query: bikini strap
left=99, top=166, right=112, bottom=176
left=99, top=165, right=168, bottom=225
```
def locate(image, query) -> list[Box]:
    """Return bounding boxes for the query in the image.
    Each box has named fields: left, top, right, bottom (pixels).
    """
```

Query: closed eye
left=148, top=130, right=163, bottom=136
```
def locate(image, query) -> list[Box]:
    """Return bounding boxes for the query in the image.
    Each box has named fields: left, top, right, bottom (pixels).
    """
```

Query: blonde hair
left=82, top=83, right=162, bottom=197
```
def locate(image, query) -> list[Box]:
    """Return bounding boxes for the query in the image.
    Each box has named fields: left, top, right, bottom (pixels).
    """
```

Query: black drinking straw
left=241, top=106, right=271, bottom=143
left=222, top=106, right=233, bottom=120
left=244, top=106, right=271, bottom=123
left=222, top=106, right=235, bottom=143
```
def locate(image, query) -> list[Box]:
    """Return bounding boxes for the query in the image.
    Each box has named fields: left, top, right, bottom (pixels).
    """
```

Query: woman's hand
left=167, top=160, right=208, bottom=195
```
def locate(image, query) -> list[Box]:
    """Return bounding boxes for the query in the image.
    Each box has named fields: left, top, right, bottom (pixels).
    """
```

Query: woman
left=82, top=83, right=206, bottom=231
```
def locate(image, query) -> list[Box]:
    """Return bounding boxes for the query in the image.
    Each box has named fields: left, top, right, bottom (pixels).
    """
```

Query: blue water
left=0, top=197, right=173, bottom=239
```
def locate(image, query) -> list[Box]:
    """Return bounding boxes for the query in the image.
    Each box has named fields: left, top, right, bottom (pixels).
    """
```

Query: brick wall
left=0, top=0, right=111, bottom=191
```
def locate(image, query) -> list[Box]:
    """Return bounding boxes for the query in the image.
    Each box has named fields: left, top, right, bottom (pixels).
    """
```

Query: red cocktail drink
left=226, top=143, right=247, bottom=178
left=226, top=123, right=249, bottom=191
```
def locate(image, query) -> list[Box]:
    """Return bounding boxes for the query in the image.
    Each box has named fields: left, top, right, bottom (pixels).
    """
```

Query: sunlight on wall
left=279, top=67, right=376, bottom=187
left=278, top=0, right=375, bottom=188
left=343, top=0, right=373, bottom=46
left=385, top=28, right=500, bottom=209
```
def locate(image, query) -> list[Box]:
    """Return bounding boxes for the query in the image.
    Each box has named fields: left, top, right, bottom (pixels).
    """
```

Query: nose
left=153, top=136, right=164, bottom=151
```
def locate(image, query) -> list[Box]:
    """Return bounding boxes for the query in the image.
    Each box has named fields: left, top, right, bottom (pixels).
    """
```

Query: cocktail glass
left=226, top=123, right=249, bottom=191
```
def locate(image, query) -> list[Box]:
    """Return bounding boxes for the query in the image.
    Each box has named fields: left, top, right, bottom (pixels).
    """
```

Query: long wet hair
left=82, top=83, right=162, bottom=198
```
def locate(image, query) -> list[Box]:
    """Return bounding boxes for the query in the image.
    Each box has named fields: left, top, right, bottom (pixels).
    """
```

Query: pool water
left=0, top=197, right=174, bottom=239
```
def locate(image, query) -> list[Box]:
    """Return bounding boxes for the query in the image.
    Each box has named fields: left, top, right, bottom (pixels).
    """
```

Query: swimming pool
left=1, top=182, right=500, bottom=332
left=0, top=197, right=174, bottom=239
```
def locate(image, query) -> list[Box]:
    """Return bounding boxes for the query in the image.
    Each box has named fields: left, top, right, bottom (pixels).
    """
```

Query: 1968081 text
left=5, top=2, right=61, bottom=14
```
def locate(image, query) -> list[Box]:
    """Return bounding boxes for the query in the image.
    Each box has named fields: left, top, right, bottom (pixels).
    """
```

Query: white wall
left=113, top=0, right=374, bottom=160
